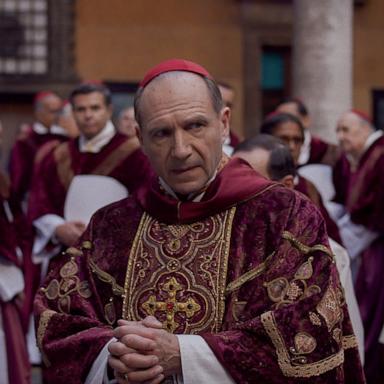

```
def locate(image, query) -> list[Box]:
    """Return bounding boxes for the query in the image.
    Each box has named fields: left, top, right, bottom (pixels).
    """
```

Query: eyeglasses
left=276, top=135, right=304, bottom=146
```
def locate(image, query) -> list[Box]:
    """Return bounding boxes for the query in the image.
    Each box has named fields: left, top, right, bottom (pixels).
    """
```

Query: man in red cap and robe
left=35, top=59, right=364, bottom=383
left=9, top=91, right=68, bottom=210
left=27, top=82, right=153, bottom=343
left=332, top=110, right=384, bottom=383
left=275, top=97, right=340, bottom=167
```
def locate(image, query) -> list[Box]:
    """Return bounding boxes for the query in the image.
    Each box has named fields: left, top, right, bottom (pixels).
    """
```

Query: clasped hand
left=108, top=316, right=181, bottom=383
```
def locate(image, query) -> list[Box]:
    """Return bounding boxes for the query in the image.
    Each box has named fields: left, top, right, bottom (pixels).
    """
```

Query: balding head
left=134, top=71, right=223, bottom=129
left=336, top=111, right=374, bottom=159
left=34, top=92, right=63, bottom=129
left=135, top=71, right=230, bottom=196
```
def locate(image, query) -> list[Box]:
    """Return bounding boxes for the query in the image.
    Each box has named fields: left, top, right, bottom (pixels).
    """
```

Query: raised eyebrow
left=148, top=125, right=172, bottom=135
left=183, top=115, right=209, bottom=126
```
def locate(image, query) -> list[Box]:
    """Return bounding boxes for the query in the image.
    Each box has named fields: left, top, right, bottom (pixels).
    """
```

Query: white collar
left=346, top=130, right=383, bottom=168
left=79, top=121, right=116, bottom=153
left=297, top=130, right=311, bottom=165
left=363, top=130, right=383, bottom=153
left=33, top=122, right=68, bottom=136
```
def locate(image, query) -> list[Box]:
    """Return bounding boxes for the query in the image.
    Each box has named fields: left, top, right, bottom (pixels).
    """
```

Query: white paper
left=64, top=175, right=128, bottom=225
left=298, top=164, right=335, bottom=201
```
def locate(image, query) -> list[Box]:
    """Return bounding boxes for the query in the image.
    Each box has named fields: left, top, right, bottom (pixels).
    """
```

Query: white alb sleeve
left=85, top=338, right=117, bottom=384
left=176, top=334, right=235, bottom=384
left=0, top=257, right=24, bottom=301
left=337, top=213, right=379, bottom=260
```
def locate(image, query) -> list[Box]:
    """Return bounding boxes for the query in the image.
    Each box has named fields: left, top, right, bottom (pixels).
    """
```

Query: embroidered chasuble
left=35, top=158, right=365, bottom=383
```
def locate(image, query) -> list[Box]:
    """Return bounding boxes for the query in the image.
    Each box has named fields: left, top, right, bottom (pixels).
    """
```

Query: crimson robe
left=0, top=172, right=31, bottom=384
left=333, top=136, right=384, bottom=383
left=307, top=135, right=340, bottom=166
left=35, top=158, right=364, bottom=383
left=9, top=126, right=68, bottom=206
left=295, top=175, right=342, bottom=245
left=28, top=132, right=154, bottom=222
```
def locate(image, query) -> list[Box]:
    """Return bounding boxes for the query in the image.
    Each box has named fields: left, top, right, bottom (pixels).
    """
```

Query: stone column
left=292, top=0, right=353, bottom=143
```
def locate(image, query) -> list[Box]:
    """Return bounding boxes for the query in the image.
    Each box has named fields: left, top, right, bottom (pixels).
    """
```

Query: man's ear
left=280, top=175, right=295, bottom=189
left=220, top=107, right=231, bottom=144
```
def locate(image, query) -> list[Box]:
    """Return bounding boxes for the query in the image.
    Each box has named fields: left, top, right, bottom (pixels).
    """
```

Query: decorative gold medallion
left=105, top=301, right=117, bottom=325
left=266, top=277, right=289, bottom=302
left=44, top=279, right=60, bottom=300
left=58, top=296, right=71, bottom=313
left=316, top=281, right=343, bottom=331
left=78, top=281, right=92, bottom=298
left=294, top=257, right=314, bottom=280
left=60, top=259, right=78, bottom=278
left=294, top=332, right=317, bottom=355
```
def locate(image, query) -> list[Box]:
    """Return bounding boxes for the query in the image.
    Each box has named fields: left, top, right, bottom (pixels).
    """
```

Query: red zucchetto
left=350, top=109, right=372, bottom=124
left=139, top=59, right=213, bottom=88
left=33, top=90, right=57, bottom=104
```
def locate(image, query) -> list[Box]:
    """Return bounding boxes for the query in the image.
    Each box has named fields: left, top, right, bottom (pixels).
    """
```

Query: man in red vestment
left=9, top=91, right=68, bottom=209
left=28, top=82, right=153, bottom=283
left=217, top=82, right=241, bottom=155
left=333, top=110, right=384, bottom=383
left=275, top=97, right=340, bottom=167
left=0, top=169, right=31, bottom=384
left=233, top=133, right=364, bottom=361
left=35, top=60, right=364, bottom=384
left=259, top=112, right=342, bottom=245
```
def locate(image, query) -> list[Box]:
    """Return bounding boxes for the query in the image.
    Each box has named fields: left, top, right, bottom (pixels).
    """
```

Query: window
left=0, top=0, right=48, bottom=75
left=0, top=0, right=76, bottom=82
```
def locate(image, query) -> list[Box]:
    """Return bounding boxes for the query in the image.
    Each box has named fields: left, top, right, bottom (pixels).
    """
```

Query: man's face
left=234, top=148, right=270, bottom=178
left=336, top=112, right=369, bottom=157
left=138, top=73, right=230, bottom=196
left=35, top=95, right=62, bottom=128
left=72, top=92, right=112, bottom=139
left=272, top=121, right=304, bottom=164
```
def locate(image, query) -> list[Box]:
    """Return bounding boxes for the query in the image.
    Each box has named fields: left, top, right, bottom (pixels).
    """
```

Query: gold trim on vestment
left=122, top=213, right=148, bottom=319
left=92, top=137, right=140, bottom=176
left=54, top=137, right=139, bottom=191
left=122, top=208, right=236, bottom=333
left=261, top=311, right=344, bottom=377
left=89, top=258, right=124, bottom=296
left=282, top=231, right=334, bottom=259
left=217, top=207, right=236, bottom=329
left=54, top=142, right=73, bottom=190
left=37, top=309, right=56, bottom=367
left=225, top=252, right=275, bottom=295
left=342, top=334, right=358, bottom=350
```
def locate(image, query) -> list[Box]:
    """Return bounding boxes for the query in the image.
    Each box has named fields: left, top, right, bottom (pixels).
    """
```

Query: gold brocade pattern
left=342, top=335, right=358, bottom=350
left=225, top=252, right=275, bottom=295
left=89, top=259, right=124, bottom=296
left=282, top=231, right=334, bottom=260
left=316, top=279, right=344, bottom=332
left=264, top=257, right=322, bottom=309
left=41, top=258, right=92, bottom=313
left=261, top=311, right=344, bottom=377
left=37, top=309, right=56, bottom=367
left=122, top=208, right=236, bottom=334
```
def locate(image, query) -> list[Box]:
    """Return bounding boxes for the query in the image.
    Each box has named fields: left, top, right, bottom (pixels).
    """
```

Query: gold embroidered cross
left=142, top=277, right=201, bottom=332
